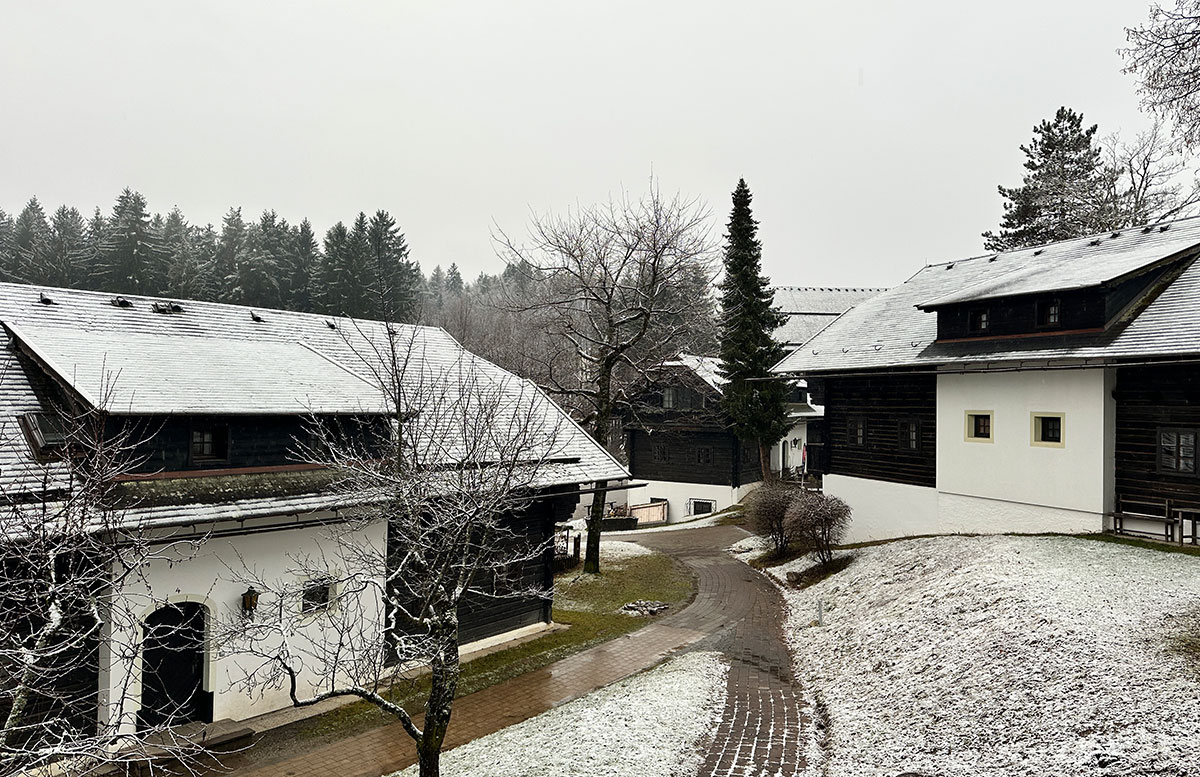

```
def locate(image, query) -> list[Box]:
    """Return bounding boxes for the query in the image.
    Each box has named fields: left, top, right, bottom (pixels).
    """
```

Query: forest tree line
left=0, top=187, right=533, bottom=327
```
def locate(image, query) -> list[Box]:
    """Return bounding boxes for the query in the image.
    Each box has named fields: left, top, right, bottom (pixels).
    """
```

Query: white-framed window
left=1030, top=412, right=1065, bottom=448
left=689, top=499, right=716, bottom=516
left=965, top=411, right=993, bottom=442
left=662, top=387, right=677, bottom=409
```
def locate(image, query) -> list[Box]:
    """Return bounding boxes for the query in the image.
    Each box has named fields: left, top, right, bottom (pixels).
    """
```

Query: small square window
left=652, top=444, right=669, bottom=463
left=1158, top=428, right=1197, bottom=476
left=302, top=580, right=333, bottom=613
left=847, top=418, right=865, bottom=447
left=968, top=309, right=990, bottom=333
left=191, top=426, right=229, bottom=462
left=898, top=420, right=920, bottom=451
left=696, top=446, right=713, bottom=465
left=1031, top=413, right=1064, bottom=447
left=1036, top=299, right=1062, bottom=328
left=965, top=412, right=992, bottom=442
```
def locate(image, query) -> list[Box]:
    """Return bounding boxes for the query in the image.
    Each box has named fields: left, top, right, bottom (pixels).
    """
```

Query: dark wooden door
left=139, top=602, right=210, bottom=730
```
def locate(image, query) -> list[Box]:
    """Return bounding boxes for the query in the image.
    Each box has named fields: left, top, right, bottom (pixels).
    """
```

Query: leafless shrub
left=786, top=492, right=852, bottom=567
left=745, top=482, right=804, bottom=558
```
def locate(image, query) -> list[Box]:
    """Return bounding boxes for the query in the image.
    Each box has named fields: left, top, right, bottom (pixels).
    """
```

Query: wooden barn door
left=139, top=602, right=212, bottom=730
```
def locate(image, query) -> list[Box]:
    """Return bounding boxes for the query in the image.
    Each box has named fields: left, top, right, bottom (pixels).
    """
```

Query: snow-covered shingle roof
left=773, top=287, right=887, bottom=346
left=0, top=283, right=628, bottom=503
left=917, top=218, right=1200, bottom=308
left=773, top=216, right=1200, bottom=375
left=663, top=353, right=725, bottom=391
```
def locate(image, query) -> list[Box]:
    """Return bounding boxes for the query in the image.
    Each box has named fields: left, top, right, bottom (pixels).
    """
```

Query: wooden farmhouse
left=0, top=283, right=627, bottom=741
left=773, top=216, right=1200, bottom=544
left=769, top=287, right=886, bottom=476
left=618, top=353, right=762, bottom=523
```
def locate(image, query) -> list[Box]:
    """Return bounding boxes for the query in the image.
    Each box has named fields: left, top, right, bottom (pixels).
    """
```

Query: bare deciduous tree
left=1101, top=120, right=1200, bottom=226
left=216, top=327, right=573, bottom=777
left=0, top=385, right=208, bottom=776
left=1124, top=1, right=1200, bottom=147
left=496, top=183, right=717, bottom=574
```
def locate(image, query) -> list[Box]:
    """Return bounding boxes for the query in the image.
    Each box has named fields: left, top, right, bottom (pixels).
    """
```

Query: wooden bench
left=1174, top=507, right=1200, bottom=546
left=1111, top=496, right=1180, bottom=543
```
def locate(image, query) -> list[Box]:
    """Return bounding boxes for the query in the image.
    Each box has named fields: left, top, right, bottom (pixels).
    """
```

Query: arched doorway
left=139, top=602, right=212, bottom=730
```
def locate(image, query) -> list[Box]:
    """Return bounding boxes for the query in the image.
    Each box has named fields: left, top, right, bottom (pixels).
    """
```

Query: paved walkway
left=227, top=525, right=806, bottom=777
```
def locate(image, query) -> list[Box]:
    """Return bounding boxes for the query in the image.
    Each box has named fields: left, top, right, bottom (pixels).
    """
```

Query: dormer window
left=20, top=411, right=70, bottom=460
left=1036, top=299, right=1062, bottom=329
left=191, top=425, right=229, bottom=463
left=968, top=309, right=990, bottom=333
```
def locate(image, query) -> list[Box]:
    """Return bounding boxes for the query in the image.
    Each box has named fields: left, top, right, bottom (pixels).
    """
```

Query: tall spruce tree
left=99, top=189, right=165, bottom=294
left=43, top=206, right=90, bottom=288
left=717, top=179, right=789, bottom=480
left=9, top=197, right=51, bottom=283
left=0, top=209, right=12, bottom=283
left=366, top=210, right=421, bottom=322
left=983, top=107, right=1112, bottom=251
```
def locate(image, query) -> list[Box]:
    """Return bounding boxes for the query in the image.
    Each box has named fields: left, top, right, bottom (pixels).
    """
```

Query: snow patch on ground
left=597, top=539, right=654, bottom=562
left=727, top=533, right=770, bottom=561
left=392, top=651, right=728, bottom=777
left=774, top=535, right=1200, bottom=777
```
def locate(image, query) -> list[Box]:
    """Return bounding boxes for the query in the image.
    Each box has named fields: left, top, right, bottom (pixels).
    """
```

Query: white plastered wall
left=826, top=368, right=1116, bottom=542
left=100, top=512, right=387, bottom=734
left=935, top=368, right=1113, bottom=534
left=823, top=473, right=939, bottom=543
left=771, top=420, right=811, bottom=473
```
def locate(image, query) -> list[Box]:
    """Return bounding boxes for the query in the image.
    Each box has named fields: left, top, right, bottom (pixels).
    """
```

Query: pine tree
left=0, top=209, right=12, bottom=284
left=426, top=265, right=446, bottom=319
left=319, top=221, right=352, bottom=316
left=83, top=208, right=107, bottom=287
left=99, top=189, right=165, bottom=294
left=366, top=210, right=421, bottom=322
left=717, top=179, right=789, bottom=480
left=231, top=211, right=284, bottom=308
left=983, top=107, right=1112, bottom=251
left=9, top=197, right=51, bottom=283
left=280, top=218, right=319, bottom=312
left=445, top=263, right=464, bottom=295
left=213, top=207, right=246, bottom=299
left=43, top=206, right=90, bottom=288
left=160, top=208, right=212, bottom=300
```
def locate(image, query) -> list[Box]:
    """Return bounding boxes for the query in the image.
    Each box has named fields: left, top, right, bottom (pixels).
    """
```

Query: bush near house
left=746, top=485, right=852, bottom=564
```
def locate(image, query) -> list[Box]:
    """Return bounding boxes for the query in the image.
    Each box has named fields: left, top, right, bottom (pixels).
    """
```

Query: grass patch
left=234, top=550, right=695, bottom=758
left=783, top=554, right=855, bottom=589
left=1075, top=532, right=1200, bottom=558
left=713, top=504, right=747, bottom=527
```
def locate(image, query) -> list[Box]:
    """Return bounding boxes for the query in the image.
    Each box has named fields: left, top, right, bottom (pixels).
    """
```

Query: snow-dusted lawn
left=392, top=651, right=727, bottom=777
left=769, top=535, right=1200, bottom=777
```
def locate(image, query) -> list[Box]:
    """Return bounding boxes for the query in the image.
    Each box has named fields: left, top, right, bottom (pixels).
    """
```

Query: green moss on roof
left=113, top=468, right=338, bottom=508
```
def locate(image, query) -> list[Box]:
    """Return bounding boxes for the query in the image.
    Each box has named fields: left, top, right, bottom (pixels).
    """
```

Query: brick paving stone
left=223, top=525, right=808, bottom=777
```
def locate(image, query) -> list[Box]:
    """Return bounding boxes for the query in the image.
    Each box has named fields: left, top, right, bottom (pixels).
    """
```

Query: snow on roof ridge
left=0, top=281, right=449, bottom=336
left=773, top=285, right=889, bottom=292
left=920, top=213, right=1200, bottom=270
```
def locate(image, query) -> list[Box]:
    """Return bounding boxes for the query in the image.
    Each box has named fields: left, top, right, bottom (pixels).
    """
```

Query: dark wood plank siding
left=628, top=428, right=738, bottom=486
left=825, top=373, right=937, bottom=488
left=1115, top=363, right=1200, bottom=511
left=936, top=287, right=1104, bottom=340
left=112, top=414, right=391, bottom=474
left=456, top=492, right=577, bottom=644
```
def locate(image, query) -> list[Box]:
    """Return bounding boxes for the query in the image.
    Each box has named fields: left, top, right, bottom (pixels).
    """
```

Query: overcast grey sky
left=0, top=1, right=1162, bottom=288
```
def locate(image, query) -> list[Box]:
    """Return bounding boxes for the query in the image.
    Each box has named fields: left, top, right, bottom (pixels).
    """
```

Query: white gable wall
left=936, top=368, right=1114, bottom=532
left=827, top=367, right=1116, bottom=542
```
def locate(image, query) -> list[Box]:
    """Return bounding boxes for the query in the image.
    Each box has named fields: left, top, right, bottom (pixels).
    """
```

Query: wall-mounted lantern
left=241, top=587, right=260, bottom=617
